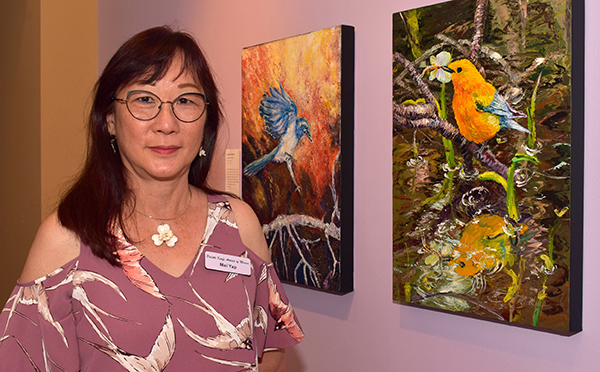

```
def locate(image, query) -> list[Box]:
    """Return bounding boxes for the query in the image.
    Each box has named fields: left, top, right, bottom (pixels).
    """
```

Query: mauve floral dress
left=0, top=194, right=304, bottom=371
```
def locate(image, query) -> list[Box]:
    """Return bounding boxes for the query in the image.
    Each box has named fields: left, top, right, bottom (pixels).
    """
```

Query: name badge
left=205, top=251, right=251, bottom=276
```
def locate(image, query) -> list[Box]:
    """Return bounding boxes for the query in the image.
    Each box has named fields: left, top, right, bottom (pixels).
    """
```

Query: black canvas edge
left=338, top=24, right=355, bottom=294
left=568, top=0, right=584, bottom=335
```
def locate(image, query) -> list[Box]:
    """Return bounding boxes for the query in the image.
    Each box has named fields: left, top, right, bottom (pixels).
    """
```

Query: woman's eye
left=177, top=95, right=202, bottom=106
left=137, top=96, right=155, bottom=104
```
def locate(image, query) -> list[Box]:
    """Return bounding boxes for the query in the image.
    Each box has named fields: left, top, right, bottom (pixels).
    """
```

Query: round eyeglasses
left=113, top=90, right=209, bottom=123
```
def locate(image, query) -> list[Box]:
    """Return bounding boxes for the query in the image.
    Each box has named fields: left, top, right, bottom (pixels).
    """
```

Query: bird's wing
left=259, top=82, right=298, bottom=139
left=188, top=282, right=241, bottom=341
left=80, top=311, right=175, bottom=372
left=253, top=306, right=268, bottom=335
left=481, top=92, right=526, bottom=120
left=267, top=274, right=305, bottom=341
left=481, top=92, right=530, bottom=133
left=116, top=246, right=167, bottom=302
left=145, top=312, right=176, bottom=370
left=177, top=318, right=228, bottom=349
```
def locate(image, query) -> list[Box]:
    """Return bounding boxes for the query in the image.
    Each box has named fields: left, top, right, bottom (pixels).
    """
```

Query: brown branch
left=436, top=34, right=470, bottom=59
left=393, top=75, right=420, bottom=98
left=469, top=144, right=509, bottom=179
left=460, top=39, right=520, bottom=83
left=393, top=109, right=459, bottom=141
left=393, top=105, right=509, bottom=178
left=518, top=0, right=529, bottom=53
left=394, top=42, right=449, bottom=86
left=394, top=103, right=437, bottom=121
left=393, top=52, right=509, bottom=179
left=469, top=0, right=488, bottom=62
left=437, top=34, right=485, bottom=78
left=393, top=53, right=437, bottom=106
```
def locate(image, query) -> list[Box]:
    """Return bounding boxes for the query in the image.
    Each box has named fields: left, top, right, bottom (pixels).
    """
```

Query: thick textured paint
left=242, top=27, right=342, bottom=218
left=449, top=59, right=500, bottom=143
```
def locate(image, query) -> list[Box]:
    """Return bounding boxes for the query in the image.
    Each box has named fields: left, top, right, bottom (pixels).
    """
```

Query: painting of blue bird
left=242, top=25, right=354, bottom=293
left=243, top=82, right=313, bottom=191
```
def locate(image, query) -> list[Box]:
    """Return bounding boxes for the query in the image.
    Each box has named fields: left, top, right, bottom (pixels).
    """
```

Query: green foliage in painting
left=393, top=0, right=575, bottom=334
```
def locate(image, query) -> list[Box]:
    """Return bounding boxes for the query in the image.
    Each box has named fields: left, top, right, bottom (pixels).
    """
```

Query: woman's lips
left=149, top=146, right=179, bottom=155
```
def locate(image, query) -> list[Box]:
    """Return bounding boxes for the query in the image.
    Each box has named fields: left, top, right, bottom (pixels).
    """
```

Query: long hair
left=58, top=26, right=223, bottom=265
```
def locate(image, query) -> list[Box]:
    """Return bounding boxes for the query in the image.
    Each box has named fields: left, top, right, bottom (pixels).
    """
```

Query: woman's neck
left=128, top=177, right=194, bottom=220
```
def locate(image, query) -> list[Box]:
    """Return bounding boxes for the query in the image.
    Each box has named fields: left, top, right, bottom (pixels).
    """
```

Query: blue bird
left=244, top=82, right=313, bottom=191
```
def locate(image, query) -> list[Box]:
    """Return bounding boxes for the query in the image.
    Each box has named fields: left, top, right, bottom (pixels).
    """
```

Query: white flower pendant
left=152, top=223, right=178, bottom=247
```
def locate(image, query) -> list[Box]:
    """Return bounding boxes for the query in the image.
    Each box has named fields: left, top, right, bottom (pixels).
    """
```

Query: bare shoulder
left=226, top=196, right=271, bottom=263
left=19, top=211, right=80, bottom=283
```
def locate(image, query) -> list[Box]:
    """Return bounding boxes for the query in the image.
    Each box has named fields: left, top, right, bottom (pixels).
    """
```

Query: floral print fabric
left=0, top=195, right=303, bottom=371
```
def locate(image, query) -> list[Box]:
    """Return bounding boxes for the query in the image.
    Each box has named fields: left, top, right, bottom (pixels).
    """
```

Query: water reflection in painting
left=392, top=0, right=582, bottom=333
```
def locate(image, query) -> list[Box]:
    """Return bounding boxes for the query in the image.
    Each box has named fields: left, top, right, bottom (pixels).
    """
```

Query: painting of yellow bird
left=392, top=0, right=583, bottom=335
left=447, top=59, right=529, bottom=144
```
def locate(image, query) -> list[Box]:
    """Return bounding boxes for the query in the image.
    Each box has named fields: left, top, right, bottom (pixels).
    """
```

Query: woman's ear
left=107, top=113, right=116, bottom=136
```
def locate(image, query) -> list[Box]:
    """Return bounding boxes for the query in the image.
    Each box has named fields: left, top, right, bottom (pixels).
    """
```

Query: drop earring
left=199, top=147, right=206, bottom=157
left=110, top=135, right=117, bottom=154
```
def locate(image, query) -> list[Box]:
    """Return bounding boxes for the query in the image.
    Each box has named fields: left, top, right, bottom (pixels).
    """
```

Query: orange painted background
left=242, top=26, right=342, bottom=222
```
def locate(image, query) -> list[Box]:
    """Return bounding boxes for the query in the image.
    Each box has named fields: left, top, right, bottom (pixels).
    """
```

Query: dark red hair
left=58, top=26, right=223, bottom=265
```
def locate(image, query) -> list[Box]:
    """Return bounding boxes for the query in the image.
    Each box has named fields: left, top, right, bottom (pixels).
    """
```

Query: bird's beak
left=421, top=65, right=454, bottom=77
left=305, top=121, right=313, bottom=141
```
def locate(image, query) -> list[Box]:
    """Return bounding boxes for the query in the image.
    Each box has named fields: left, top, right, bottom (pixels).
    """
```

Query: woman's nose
left=153, top=102, right=180, bottom=133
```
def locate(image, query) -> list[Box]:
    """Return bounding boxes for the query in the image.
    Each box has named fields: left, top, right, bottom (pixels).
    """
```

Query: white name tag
left=205, top=251, right=251, bottom=276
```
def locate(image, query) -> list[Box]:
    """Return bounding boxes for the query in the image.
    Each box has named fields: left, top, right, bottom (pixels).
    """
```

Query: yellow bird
left=445, top=59, right=529, bottom=144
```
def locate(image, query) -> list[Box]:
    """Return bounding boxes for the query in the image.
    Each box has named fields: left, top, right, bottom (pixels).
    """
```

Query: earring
left=110, top=135, right=117, bottom=154
left=199, top=147, right=206, bottom=157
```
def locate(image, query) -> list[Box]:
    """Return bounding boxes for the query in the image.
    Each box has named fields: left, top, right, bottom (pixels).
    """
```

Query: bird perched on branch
left=434, top=59, right=529, bottom=144
left=243, top=82, right=312, bottom=191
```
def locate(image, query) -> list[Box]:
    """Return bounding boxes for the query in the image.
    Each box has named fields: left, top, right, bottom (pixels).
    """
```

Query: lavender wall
left=98, top=1, right=600, bottom=370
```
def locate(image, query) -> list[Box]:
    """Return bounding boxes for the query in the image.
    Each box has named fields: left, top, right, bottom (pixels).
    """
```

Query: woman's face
left=107, top=56, right=206, bottom=185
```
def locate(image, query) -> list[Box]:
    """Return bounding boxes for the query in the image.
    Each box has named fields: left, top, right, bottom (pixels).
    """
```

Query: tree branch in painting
left=392, top=0, right=576, bottom=333
left=469, top=0, right=488, bottom=62
left=262, top=151, right=341, bottom=290
left=393, top=52, right=509, bottom=178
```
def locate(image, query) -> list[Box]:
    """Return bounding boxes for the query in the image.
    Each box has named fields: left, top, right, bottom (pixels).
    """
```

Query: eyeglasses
left=113, top=90, right=209, bottom=123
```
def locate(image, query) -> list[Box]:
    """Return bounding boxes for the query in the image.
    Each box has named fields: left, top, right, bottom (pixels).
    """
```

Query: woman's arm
left=1, top=211, right=81, bottom=368
left=259, top=349, right=286, bottom=372
left=19, top=211, right=80, bottom=283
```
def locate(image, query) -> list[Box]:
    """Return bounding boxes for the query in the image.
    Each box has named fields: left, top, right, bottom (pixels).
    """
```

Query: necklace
left=135, top=189, right=192, bottom=248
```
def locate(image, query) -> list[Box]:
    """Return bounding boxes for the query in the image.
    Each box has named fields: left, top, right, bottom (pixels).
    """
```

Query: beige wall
left=41, top=1, right=96, bottom=218
left=0, top=1, right=96, bottom=304
left=0, top=0, right=42, bottom=304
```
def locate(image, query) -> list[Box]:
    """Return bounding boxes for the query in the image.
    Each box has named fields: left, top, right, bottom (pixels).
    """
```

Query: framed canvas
left=242, top=25, right=355, bottom=294
left=392, top=0, right=583, bottom=334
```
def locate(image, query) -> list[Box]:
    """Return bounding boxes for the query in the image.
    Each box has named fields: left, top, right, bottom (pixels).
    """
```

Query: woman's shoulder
left=224, top=196, right=271, bottom=263
left=19, top=211, right=80, bottom=283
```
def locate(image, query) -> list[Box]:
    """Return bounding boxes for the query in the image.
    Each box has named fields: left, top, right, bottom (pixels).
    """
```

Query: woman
left=0, top=26, right=303, bottom=371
